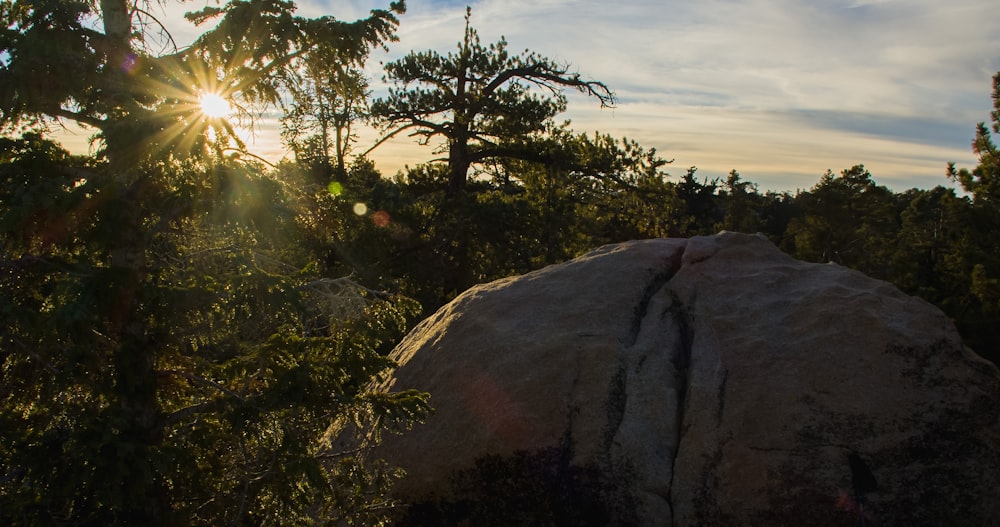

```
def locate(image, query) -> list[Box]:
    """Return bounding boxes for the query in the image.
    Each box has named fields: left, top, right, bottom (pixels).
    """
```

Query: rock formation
left=372, top=232, right=1000, bottom=526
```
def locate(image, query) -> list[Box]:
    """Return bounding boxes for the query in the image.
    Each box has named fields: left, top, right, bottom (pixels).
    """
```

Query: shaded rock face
left=374, top=233, right=1000, bottom=526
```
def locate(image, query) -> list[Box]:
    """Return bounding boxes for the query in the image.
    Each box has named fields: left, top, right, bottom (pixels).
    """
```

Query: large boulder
left=373, top=232, right=1000, bottom=526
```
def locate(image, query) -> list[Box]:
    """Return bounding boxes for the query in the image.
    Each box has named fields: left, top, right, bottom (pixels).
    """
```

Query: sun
left=199, top=93, right=232, bottom=119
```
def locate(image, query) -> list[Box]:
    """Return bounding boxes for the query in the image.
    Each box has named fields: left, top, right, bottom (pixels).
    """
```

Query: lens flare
left=122, top=53, right=139, bottom=75
left=372, top=210, right=391, bottom=227
left=353, top=203, right=368, bottom=216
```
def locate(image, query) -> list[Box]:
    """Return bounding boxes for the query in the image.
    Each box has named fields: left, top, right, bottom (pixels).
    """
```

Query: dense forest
left=2, top=2, right=998, bottom=525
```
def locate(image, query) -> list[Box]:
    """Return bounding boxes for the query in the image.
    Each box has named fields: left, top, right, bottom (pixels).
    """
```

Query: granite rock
left=374, top=232, right=1000, bottom=526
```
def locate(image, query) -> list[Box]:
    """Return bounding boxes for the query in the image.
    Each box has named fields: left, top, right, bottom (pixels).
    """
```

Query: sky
left=55, top=0, right=1000, bottom=192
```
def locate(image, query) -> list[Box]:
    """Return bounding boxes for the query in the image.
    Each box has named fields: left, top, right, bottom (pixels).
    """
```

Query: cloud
left=357, top=0, right=997, bottom=190
left=783, top=109, right=974, bottom=150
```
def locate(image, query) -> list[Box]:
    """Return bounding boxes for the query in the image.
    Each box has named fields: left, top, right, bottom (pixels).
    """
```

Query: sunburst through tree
left=0, top=2, right=431, bottom=526
left=198, top=92, right=232, bottom=119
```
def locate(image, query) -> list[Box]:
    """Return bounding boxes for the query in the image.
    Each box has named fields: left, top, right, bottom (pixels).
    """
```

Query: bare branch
left=222, top=148, right=277, bottom=169
left=363, top=121, right=440, bottom=156
left=132, top=6, right=179, bottom=54
left=480, top=63, right=616, bottom=108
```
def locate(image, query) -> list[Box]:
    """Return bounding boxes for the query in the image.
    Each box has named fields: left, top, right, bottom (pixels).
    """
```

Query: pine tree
left=1, top=3, right=429, bottom=524
left=370, top=7, right=614, bottom=195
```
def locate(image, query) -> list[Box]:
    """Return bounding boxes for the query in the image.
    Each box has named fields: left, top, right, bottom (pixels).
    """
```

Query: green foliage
left=312, top=128, right=675, bottom=310
left=672, top=167, right=721, bottom=236
left=519, top=129, right=677, bottom=241
left=784, top=165, right=898, bottom=278
left=891, top=187, right=972, bottom=305
left=2, top=5, right=427, bottom=523
left=940, top=71, right=1000, bottom=362
left=716, top=170, right=762, bottom=233
left=1, top=121, right=427, bottom=527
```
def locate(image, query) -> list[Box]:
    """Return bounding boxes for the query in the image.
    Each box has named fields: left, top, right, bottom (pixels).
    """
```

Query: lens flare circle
left=372, top=210, right=391, bottom=227
left=199, top=93, right=232, bottom=118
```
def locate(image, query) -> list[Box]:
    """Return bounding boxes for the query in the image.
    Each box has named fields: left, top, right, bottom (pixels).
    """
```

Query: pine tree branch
left=49, top=107, right=106, bottom=129
left=481, top=63, right=616, bottom=108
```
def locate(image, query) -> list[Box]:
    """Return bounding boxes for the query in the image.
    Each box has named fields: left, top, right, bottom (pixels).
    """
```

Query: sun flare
left=199, top=93, right=232, bottom=119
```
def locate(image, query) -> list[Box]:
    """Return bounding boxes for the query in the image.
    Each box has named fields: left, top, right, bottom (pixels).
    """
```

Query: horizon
left=50, top=0, right=1000, bottom=193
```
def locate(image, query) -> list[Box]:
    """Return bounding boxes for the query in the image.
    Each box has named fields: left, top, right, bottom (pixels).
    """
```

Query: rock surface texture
left=374, top=233, right=1000, bottom=526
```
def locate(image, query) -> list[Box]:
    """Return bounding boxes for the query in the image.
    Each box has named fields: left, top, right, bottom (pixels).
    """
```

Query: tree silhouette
left=371, top=7, right=615, bottom=194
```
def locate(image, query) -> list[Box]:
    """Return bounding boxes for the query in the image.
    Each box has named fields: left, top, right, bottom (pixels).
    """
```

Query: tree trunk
left=99, top=0, right=133, bottom=169
left=99, top=3, right=169, bottom=523
left=448, top=140, right=471, bottom=195
left=448, top=56, right=471, bottom=195
left=106, top=186, right=167, bottom=525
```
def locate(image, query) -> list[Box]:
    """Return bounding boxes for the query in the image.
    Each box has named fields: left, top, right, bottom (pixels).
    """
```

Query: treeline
left=293, top=156, right=1000, bottom=368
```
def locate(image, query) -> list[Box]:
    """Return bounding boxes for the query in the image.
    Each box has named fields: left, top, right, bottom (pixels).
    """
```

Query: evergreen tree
left=943, top=71, right=1000, bottom=363
left=282, top=56, right=372, bottom=184
left=1, top=3, right=429, bottom=525
left=948, top=72, right=1000, bottom=203
left=784, top=165, right=897, bottom=278
left=716, top=170, right=762, bottom=234
left=370, top=7, right=614, bottom=195
left=673, top=167, right=720, bottom=237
